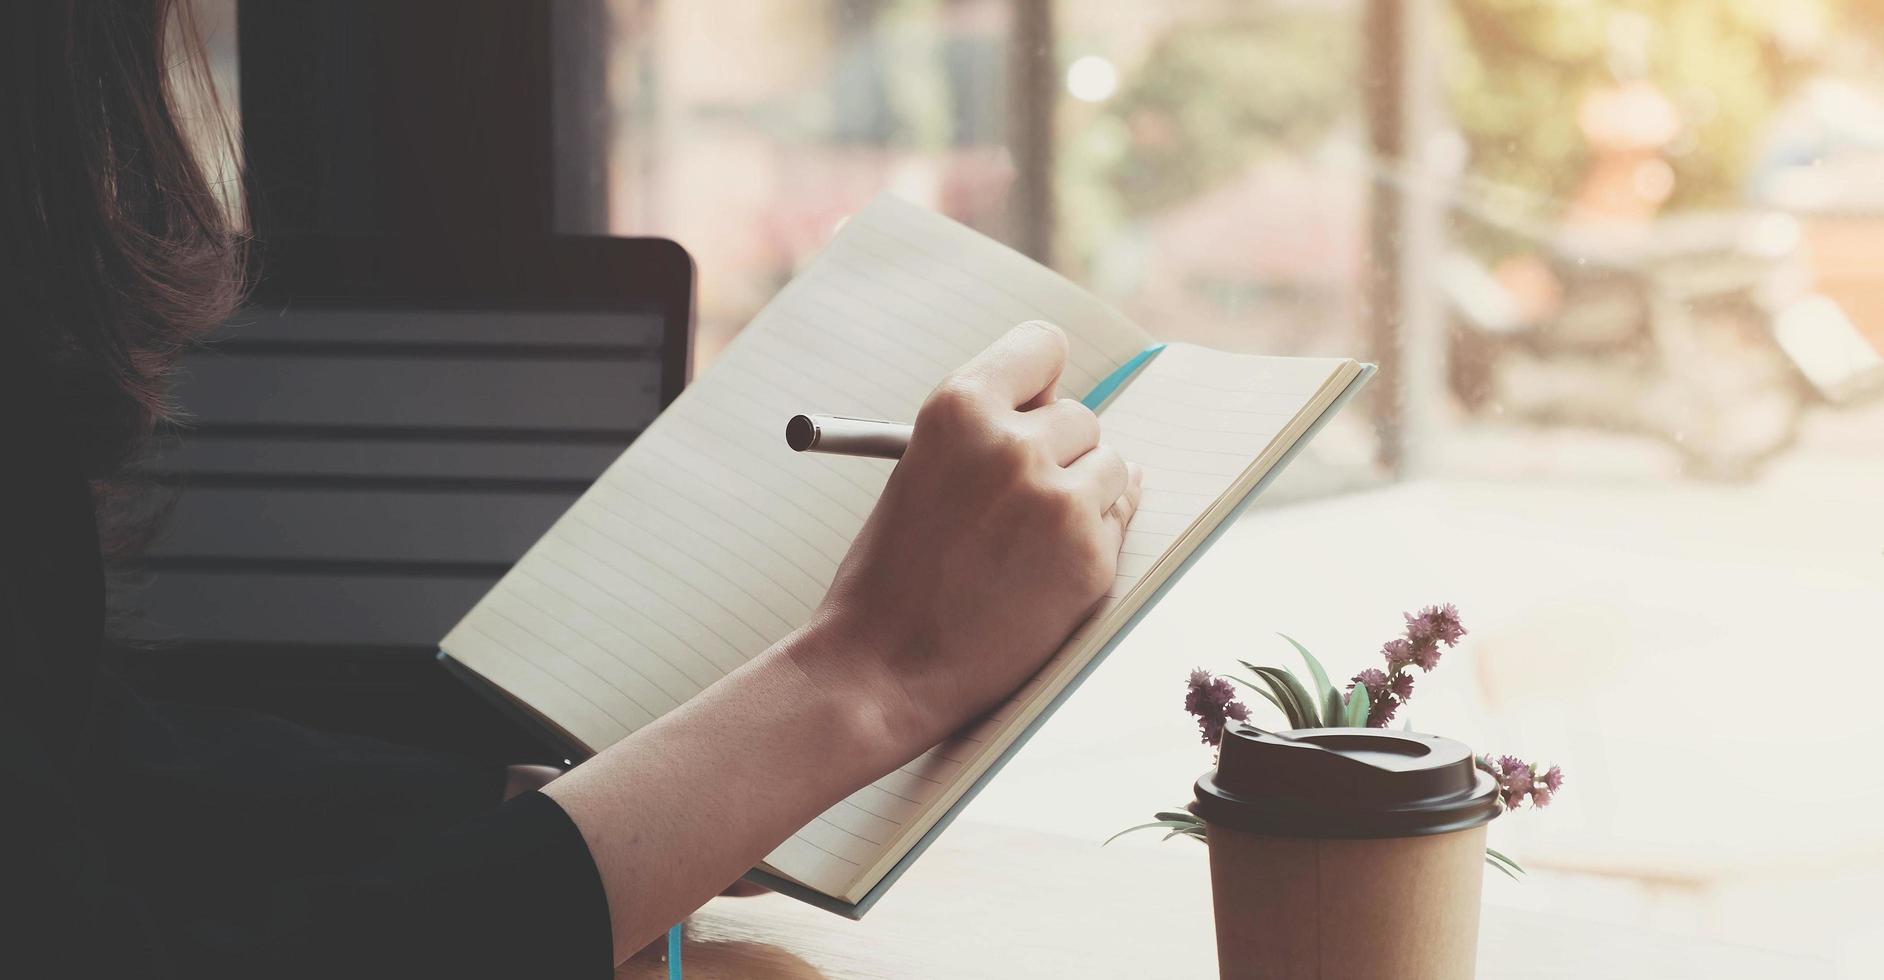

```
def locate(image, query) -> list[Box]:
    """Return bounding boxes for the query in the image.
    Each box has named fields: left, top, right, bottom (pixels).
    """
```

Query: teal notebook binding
left=742, top=357, right=1378, bottom=918
left=1080, top=343, right=1165, bottom=411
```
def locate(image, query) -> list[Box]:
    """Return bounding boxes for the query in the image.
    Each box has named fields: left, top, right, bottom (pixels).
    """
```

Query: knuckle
left=1078, top=542, right=1116, bottom=594
left=1056, top=398, right=1099, bottom=435
left=1046, top=484, right=1090, bottom=533
left=922, top=378, right=982, bottom=424
left=988, top=424, right=1035, bottom=468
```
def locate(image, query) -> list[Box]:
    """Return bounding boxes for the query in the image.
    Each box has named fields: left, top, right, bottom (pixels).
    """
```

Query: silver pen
left=785, top=414, right=912, bottom=459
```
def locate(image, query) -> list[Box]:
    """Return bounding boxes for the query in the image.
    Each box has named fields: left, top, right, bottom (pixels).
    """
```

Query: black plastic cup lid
left=1192, top=724, right=1500, bottom=839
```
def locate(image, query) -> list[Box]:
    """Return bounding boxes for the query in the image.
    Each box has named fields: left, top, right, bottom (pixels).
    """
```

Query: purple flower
left=1532, top=765, right=1563, bottom=808
left=1497, top=767, right=1533, bottom=810
left=1391, top=604, right=1465, bottom=673
left=1476, top=754, right=1562, bottom=812
left=1185, top=669, right=1249, bottom=747
left=1352, top=668, right=1390, bottom=702
left=1381, top=638, right=1415, bottom=670
left=1390, top=672, right=1415, bottom=703
left=1199, top=712, right=1250, bottom=745
left=1184, top=669, right=1234, bottom=714
left=1406, top=604, right=1468, bottom=647
left=1347, top=670, right=1397, bottom=727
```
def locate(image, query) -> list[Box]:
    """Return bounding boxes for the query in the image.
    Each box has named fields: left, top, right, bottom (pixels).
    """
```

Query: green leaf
left=1239, top=661, right=1307, bottom=726
left=1402, top=717, right=1414, bottom=732
left=1263, top=679, right=1312, bottom=728
left=1227, top=675, right=1286, bottom=716
left=1484, top=854, right=1522, bottom=881
left=1243, top=663, right=1318, bottom=731
left=1279, top=633, right=1336, bottom=709
left=1323, top=687, right=1347, bottom=728
left=1246, top=664, right=1321, bottom=729
left=1344, top=684, right=1371, bottom=727
left=1485, top=847, right=1526, bottom=877
left=1105, top=820, right=1200, bottom=846
left=1153, top=810, right=1204, bottom=826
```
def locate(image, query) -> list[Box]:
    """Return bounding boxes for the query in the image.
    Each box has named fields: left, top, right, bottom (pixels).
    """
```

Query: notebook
left=437, top=195, right=1374, bottom=917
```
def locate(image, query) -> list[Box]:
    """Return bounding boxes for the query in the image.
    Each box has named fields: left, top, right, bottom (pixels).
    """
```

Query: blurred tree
left=1057, top=0, right=1884, bottom=273
left=1446, top=0, right=1882, bottom=251
left=1098, top=10, right=1356, bottom=216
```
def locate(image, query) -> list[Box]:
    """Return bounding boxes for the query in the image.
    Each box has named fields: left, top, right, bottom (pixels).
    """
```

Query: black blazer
left=1, top=429, right=610, bottom=978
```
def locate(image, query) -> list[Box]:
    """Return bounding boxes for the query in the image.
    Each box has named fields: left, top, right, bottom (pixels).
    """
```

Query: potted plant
left=1113, top=605, right=1560, bottom=979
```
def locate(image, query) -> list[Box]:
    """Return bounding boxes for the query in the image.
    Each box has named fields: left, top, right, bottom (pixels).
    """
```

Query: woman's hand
left=546, top=321, right=1140, bottom=963
left=797, top=320, right=1143, bottom=754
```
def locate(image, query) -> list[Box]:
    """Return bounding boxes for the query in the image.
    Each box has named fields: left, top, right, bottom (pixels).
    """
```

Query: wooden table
left=618, top=821, right=1827, bottom=979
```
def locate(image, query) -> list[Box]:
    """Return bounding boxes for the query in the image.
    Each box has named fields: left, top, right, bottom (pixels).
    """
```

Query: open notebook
left=438, top=195, right=1373, bottom=916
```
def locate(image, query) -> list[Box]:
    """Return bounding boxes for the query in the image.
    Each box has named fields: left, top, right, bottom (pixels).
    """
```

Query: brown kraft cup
left=1192, top=725, right=1501, bottom=980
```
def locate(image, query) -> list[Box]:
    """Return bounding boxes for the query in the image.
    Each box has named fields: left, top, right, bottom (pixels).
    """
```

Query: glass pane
left=602, top=2, right=1361, bottom=356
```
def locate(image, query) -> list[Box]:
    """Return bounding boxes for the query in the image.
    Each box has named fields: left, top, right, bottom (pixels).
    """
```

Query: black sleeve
left=4, top=626, right=614, bottom=979
left=78, top=670, right=517, bottom=887
left=6, top=700, right=613, bottom=979
left=1, top=450, right=613, bottom=977
left=1, top=675, right=613, bottom=978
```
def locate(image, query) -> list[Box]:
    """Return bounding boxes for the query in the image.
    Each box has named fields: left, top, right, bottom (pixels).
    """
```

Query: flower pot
left=1193, top=725, right=1500, bottom=980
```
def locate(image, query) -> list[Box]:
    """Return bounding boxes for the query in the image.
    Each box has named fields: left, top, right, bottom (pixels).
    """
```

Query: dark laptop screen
left=132, top=304, right=669, bottom=651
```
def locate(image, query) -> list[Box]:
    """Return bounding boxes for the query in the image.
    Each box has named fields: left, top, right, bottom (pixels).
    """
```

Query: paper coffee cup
left=1192, top=725, right=1501, bottom=980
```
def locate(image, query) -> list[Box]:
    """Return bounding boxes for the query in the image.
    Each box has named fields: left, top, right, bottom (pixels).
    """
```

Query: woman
left=1, top=3, right=1141, bottom=977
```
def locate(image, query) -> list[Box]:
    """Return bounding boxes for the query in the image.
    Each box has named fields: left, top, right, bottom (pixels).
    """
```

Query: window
left=593, top=3, right=1884, bottom=972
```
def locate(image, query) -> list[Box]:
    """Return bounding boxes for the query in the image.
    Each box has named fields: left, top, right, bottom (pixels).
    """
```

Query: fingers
left=1103, top=462, right=1145, bottom=545
left=1023, top=398, right=1101, bottom=466
left=957, top=320, right=1068, bottom=409
left=1064, top=443, right=1129, bottom=515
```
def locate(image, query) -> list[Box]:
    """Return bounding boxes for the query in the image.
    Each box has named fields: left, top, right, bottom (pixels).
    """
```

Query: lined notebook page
left=1094, top=343, right=1354, bottom=609
left=439, top=195, right=1153, bottom=891
left=840, top=344, right=1357, bottom=900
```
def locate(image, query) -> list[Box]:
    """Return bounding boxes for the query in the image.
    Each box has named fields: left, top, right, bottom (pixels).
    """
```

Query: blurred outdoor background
left=593, top=2, right=1884, bottom=974
left=194, top=1, right=1884, bottom=974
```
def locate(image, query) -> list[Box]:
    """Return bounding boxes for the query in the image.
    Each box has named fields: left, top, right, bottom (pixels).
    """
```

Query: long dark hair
left=1, top=0, right=243, bottom=486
